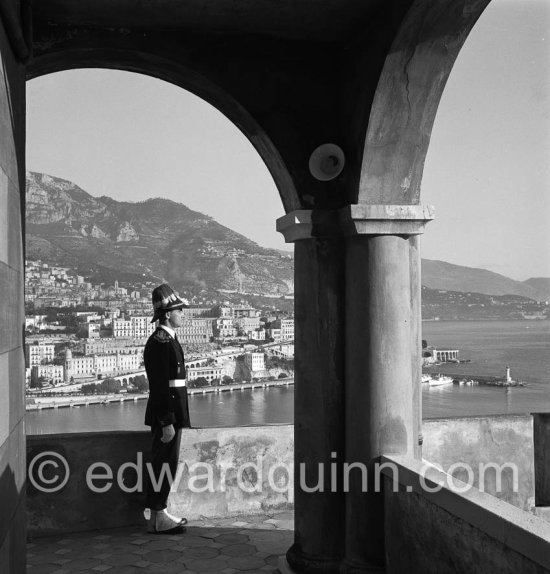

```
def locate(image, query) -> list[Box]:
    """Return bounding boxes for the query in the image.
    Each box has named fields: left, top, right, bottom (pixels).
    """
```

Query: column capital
left=276, top=204, right=435, bottom=243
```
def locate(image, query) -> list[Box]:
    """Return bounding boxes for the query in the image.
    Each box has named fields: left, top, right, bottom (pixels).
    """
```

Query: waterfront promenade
left=26, top=379, right=294, bottom=411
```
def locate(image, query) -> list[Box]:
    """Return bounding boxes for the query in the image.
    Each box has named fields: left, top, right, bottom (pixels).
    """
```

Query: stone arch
left=359, top=0, right=491, bottom=205
left=27, top=49, right=300, bottom=213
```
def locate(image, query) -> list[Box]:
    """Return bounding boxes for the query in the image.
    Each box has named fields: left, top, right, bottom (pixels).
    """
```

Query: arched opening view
left=25, top=69, right=295, bottom=434
left=419, top=0, right=550, bottom=418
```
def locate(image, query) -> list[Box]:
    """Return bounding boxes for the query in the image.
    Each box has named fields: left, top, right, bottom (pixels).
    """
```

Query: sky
left=26, top=0, right=550, bottom=281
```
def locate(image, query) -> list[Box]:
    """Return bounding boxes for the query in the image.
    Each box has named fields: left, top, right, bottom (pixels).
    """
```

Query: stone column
left=278, top=212, right=347, bottom=573
left=339, top=205, right=433, bottom=572
left=277, top=206, right=432, bottom=573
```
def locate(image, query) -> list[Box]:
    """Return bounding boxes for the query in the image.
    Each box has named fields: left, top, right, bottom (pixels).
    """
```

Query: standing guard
left=143, top=283, right=191, bottom=533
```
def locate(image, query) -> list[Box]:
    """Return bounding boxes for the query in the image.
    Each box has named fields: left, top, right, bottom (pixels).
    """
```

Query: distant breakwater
left=422, top=371, right=524, bottom=387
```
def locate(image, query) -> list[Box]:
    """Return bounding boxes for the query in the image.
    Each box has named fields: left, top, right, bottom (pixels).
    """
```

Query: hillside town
left=25, top=259, right=294, bottom=394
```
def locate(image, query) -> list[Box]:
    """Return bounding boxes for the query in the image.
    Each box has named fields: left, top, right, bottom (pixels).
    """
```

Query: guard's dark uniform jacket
left=143, top=327, right=190, bottom=428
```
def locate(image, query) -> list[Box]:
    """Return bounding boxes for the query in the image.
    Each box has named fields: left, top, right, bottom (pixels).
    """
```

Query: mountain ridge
left=26, top=171, right=293, bottom=296
left=26, top=171, right=550, bottom=302
left=421, top=259, right=550, bottom=301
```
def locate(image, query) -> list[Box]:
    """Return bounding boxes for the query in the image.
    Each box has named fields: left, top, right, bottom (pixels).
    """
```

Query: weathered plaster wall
left=384, top=478, right=549, bottom=574
left=27, top=425, right=293, bottom=538
left=423, top=414, right=535, bottom=512
left=0, top=4, right=27, bottom=573
left=381, top=455, right=550, bottom=574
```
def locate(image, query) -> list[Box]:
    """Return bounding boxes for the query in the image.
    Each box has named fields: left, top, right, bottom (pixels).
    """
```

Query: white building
left=65, top=348, right=142, bottom=380
left=25, top=315, right=47, bottom=330
left=25, top=343, right=55, bottom=367
left=113, top=316, right=155, bottom=339
left=187, top=365, right=223, bottom=383
left=176, top=318, right=214, bottom=343
left=32, top=364, right=64, bottom=386
left=233, top=306, right=260, bottom=318
left=181, top=306, right=215, bottom=319
left=280, top=318, right=294, bottom=340
left=250, top=328, right=266, bottom=341
left=422, top=347, right=459, bottom=365
left=235, top=316, right=261, bottom=337
left=244, top=352, right=265, bottom=372
left=83, top=340, right=142, bottom=356
left=266, top=328, right=282, bottom=342
left=112, top=318, right=133, bottom=338
left=270, top=344, right=295, bottom=358
left=78, top=323, right=101, bottom=339
left=214, top=318, right=238, bottom=340
left=271, top=318, right=294, bottom=340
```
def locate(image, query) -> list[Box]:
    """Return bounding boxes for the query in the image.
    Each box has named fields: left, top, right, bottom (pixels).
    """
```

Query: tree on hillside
left=266, top=355, right=294, bottom=371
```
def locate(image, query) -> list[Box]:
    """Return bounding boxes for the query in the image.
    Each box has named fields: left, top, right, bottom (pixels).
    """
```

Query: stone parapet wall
left=26, top=416, right=548, bottom=547
left=382, top=455, right=550, bottom=574
left=27, top=425, right=293, bottom=538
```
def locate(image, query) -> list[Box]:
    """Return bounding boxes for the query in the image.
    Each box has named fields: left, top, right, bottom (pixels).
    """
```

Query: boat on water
left=421, top=374, right=432, bottom=384
left=428, top=374, right=454, bottom=387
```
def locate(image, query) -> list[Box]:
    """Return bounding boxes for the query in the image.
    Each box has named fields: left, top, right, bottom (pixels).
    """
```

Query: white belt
left=169, top=379, right=187, bottom=387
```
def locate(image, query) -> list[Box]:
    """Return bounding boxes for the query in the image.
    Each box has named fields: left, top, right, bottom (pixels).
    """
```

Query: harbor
left=26, top=320, right=550, bottom=434
left=422, top=366, right=525, bottom=388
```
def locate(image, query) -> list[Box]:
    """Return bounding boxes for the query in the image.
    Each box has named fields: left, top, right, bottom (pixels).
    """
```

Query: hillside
left=421, top=259, right=549, bottom=302
left=524, top=278, right=550, bottom=301
left=26, top=172, right=294, bottom=297
left=26, top=172, right=550, bottom=308
left=421, top=286, right=548, bottom=321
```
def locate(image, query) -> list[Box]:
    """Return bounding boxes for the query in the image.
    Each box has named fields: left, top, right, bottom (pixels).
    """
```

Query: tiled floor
left=27, top=512, right=294, bottom=573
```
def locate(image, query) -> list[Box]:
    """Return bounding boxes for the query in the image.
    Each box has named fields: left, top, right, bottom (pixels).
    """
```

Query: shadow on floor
left=27, top=513, right=294, bottom=574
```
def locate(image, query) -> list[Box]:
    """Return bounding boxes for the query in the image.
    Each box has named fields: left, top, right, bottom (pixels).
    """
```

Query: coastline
left=26, top=378, right=295, bottom=411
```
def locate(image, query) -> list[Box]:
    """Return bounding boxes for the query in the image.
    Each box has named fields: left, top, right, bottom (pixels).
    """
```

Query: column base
left=286, top=543, right=342, bottom=573
left=339, top=558, right=385, bottom=573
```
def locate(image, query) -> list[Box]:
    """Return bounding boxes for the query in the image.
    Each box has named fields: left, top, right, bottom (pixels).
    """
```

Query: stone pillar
left=278, top=206, right=432, bottom=573
left=340, top=205, right=432, bottom=572
left=278, top=212, right=347, bottom=573
left=0, top=2, right=29, bottom=573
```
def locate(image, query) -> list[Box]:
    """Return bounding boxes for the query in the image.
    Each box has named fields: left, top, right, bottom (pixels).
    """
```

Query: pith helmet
left=151, top=283, right=189, bottom=323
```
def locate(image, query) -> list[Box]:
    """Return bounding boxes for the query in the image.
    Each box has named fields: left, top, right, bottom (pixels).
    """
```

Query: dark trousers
left=145, top=426, right=182, bottom=511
